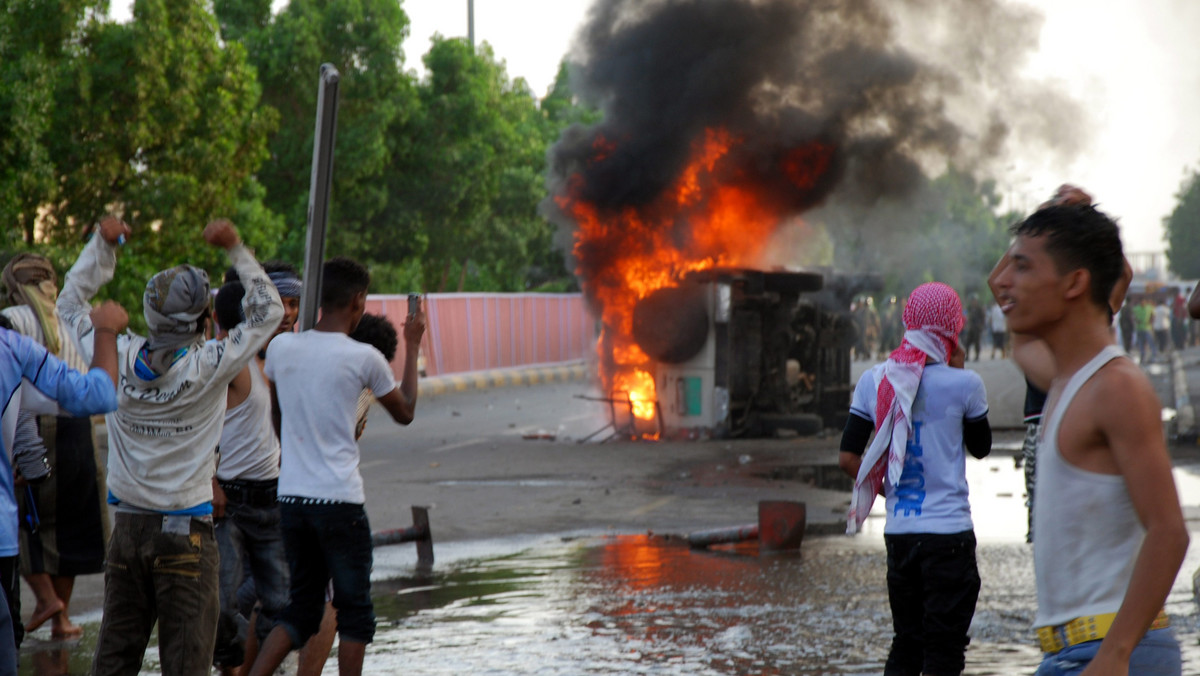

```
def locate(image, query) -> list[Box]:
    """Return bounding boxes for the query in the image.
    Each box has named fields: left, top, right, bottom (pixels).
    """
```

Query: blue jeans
left=278, top=500, right=375, bottom=645
left=213, top=491, right=289, bottom=667
left=1035, top=628, right=1181, bottom=675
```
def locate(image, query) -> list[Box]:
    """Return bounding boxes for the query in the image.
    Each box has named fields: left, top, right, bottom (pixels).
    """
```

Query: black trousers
left=883, top=530, right=980, bottom=676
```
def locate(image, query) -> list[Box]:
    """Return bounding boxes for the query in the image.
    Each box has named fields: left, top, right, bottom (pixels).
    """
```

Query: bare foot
left=25, top=597, right=64, bottom=633
left=50, top=615, right=82, bottom=639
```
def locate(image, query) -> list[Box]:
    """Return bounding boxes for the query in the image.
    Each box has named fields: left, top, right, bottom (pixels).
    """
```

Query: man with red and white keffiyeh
left=838, top=281, right=993, bottom=676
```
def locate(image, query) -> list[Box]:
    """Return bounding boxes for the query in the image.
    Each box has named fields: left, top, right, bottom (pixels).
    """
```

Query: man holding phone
left=248, top=257, right=425, bottom=676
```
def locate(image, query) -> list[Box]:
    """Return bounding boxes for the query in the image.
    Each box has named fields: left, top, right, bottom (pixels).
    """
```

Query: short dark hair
left=350, top=313, right=398, bottom=362
left=262, top=260, right=299, bottom=276
left=320, top=257, right=370, bottom=310
left=214, top=281, right=246, bottom=331
left=224, top=260, right=299, bottom=285
left=1013, top=204, right=1124, bottom=309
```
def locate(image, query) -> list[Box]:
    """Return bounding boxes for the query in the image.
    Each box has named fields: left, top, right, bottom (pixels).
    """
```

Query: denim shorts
left=1035, top=628, right=1181, bottom=676
left=278, top=500, right=375, bottom=645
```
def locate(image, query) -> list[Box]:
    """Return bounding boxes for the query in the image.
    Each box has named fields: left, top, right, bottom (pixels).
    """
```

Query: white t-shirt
left=849, top=363, right=989, bottom=534
left=265, top=330, right=396, bottom=504
left=1153, top=304, right=1171, bottom=332
left=988, top=304, right=1006, bottom=333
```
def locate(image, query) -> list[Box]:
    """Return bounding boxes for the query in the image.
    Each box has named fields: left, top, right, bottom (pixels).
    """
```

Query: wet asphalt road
left=21, top=349, right=1200, bottom=673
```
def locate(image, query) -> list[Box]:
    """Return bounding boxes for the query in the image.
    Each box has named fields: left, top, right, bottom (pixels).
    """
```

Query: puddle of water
left=750, top=464, right=853, bottom=492
left=364, top=531, right=1200, bottom=675
left=22, top=459, right=1200, bottom=674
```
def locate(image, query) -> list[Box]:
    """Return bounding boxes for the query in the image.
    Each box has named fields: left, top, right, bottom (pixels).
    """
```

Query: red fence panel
left=364, top=293, right=596, bottom=379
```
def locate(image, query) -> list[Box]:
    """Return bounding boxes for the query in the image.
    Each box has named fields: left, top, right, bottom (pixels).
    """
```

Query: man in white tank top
left=209, top=266, right=302, bottom=674
left=991, top=186, right=1188, bottom=675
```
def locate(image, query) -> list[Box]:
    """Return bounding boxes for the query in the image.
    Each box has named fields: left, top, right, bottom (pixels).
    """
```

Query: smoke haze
left=544, top=0, right=1089, bottom=285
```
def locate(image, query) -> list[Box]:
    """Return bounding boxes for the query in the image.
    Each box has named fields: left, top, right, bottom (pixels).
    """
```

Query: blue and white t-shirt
left=849, top=364, right=989, bottom=535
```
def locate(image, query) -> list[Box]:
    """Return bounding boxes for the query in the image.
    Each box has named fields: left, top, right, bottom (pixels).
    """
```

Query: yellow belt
left=1036, top=610, right=1170, bottom=653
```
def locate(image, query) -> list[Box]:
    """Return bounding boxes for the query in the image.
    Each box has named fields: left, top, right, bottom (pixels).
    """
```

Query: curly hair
left=350, top=312, right=398, bottom=362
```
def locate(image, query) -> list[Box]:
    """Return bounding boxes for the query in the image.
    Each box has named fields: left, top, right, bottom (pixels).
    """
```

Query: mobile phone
left=408, top=293, right=421, bottom=316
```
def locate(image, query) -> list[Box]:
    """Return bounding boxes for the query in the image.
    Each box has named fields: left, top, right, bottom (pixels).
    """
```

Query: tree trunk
left=437, top=260, right=451, bottom=293
left=457, top=259, right=468, bottom=292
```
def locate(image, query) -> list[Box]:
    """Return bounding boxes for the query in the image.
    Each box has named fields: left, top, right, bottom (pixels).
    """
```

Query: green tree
left=525, top=61, right=600, bottom=291
left=1165, top=168, right=1200, bottom=279
left=541, top=61, right=603, bottom=131
left=245, top=0, right=413, bottom=265
left=2, top=0, right=279, bottom=324
left=388, top=37, right=551, bottom=292
left=0, top=0, right=101, bottom=245
left=212, top=0, right=273, bottom=43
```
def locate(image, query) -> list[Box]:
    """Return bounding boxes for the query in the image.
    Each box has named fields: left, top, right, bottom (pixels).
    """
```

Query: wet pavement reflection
left=18, top=457, right=1200, bottom=674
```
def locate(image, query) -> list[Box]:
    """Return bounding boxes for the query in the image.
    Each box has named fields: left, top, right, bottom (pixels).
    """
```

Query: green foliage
left=1, top=0, right=278, bottom=325
left=0, top=0, right=100, bottom=245
left=386, top=38, right=559, bottom=292
left=1165, top=168, right=1200, bottom=279
left=246, top=0, right=413, bottom=266
left=3, top=0, right=583, bottom=314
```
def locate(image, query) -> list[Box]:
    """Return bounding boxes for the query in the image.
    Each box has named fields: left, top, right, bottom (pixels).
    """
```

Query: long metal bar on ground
left=687, top=524, right=759, bottom=548
left=298, top=63, right=340, bottom=331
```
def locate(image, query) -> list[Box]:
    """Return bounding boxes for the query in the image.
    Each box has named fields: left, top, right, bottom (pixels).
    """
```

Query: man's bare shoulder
left=1088, top=356, right=1161, bottom=422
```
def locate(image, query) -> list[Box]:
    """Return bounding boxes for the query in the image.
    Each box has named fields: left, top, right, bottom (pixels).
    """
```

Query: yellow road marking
left=626, top=496, right=675, bottom=516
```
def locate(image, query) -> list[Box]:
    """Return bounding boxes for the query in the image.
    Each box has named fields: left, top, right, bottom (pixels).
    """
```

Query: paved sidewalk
left=417, top=361, right=590, bottom=397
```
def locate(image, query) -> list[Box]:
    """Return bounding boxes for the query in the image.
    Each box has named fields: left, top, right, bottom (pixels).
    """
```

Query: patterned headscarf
left=267, top=270, right=302, bottom=299
left=143, top=265, right=211, bottom=352
left=847, top=282, right=964, bottom=533
left=1, top=254, right=61, bottom=355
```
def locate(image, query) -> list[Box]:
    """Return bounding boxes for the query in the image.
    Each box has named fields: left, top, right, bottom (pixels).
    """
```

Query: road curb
left=417, top=362, right=592, bottom=398
left=1172, top=352, right=1196, bottom=441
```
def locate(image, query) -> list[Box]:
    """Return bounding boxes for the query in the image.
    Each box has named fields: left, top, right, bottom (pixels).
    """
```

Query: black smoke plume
left=544, top=0, right=1086, bottom=276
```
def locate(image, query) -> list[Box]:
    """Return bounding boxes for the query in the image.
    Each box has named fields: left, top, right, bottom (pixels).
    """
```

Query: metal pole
left=468, top=0, right=475, bottom=48
left=299, top=63, right=341, bottom=331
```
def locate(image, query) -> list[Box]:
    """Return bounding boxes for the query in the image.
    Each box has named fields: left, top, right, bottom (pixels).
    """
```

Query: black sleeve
left=840, top=413, right=874, bottom=455
left=963, top=416, right=992, bottom=459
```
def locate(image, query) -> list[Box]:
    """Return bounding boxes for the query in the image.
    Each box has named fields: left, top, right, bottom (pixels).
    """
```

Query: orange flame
left=614, top=369, right=657, bottom=421
left=559, top=128, right=833, bottom=433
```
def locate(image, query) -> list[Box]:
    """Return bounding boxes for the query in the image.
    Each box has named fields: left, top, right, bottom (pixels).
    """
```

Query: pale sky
left=112, top=0, right=1200, bottom=255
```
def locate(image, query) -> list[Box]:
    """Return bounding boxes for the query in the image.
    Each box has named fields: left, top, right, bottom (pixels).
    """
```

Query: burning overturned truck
left=631, top=268, right=878, bottom=439
left=544, top=0, right=1074, bottom=440
left=549, top=123, right=876, bottom=441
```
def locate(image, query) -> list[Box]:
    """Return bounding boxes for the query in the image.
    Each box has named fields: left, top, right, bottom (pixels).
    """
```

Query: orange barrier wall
left=365, top=293, right=595, bottom=378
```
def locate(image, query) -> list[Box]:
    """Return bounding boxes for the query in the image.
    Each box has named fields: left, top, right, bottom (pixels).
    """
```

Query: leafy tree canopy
left=1165, top=168, right=1200, bottom=279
